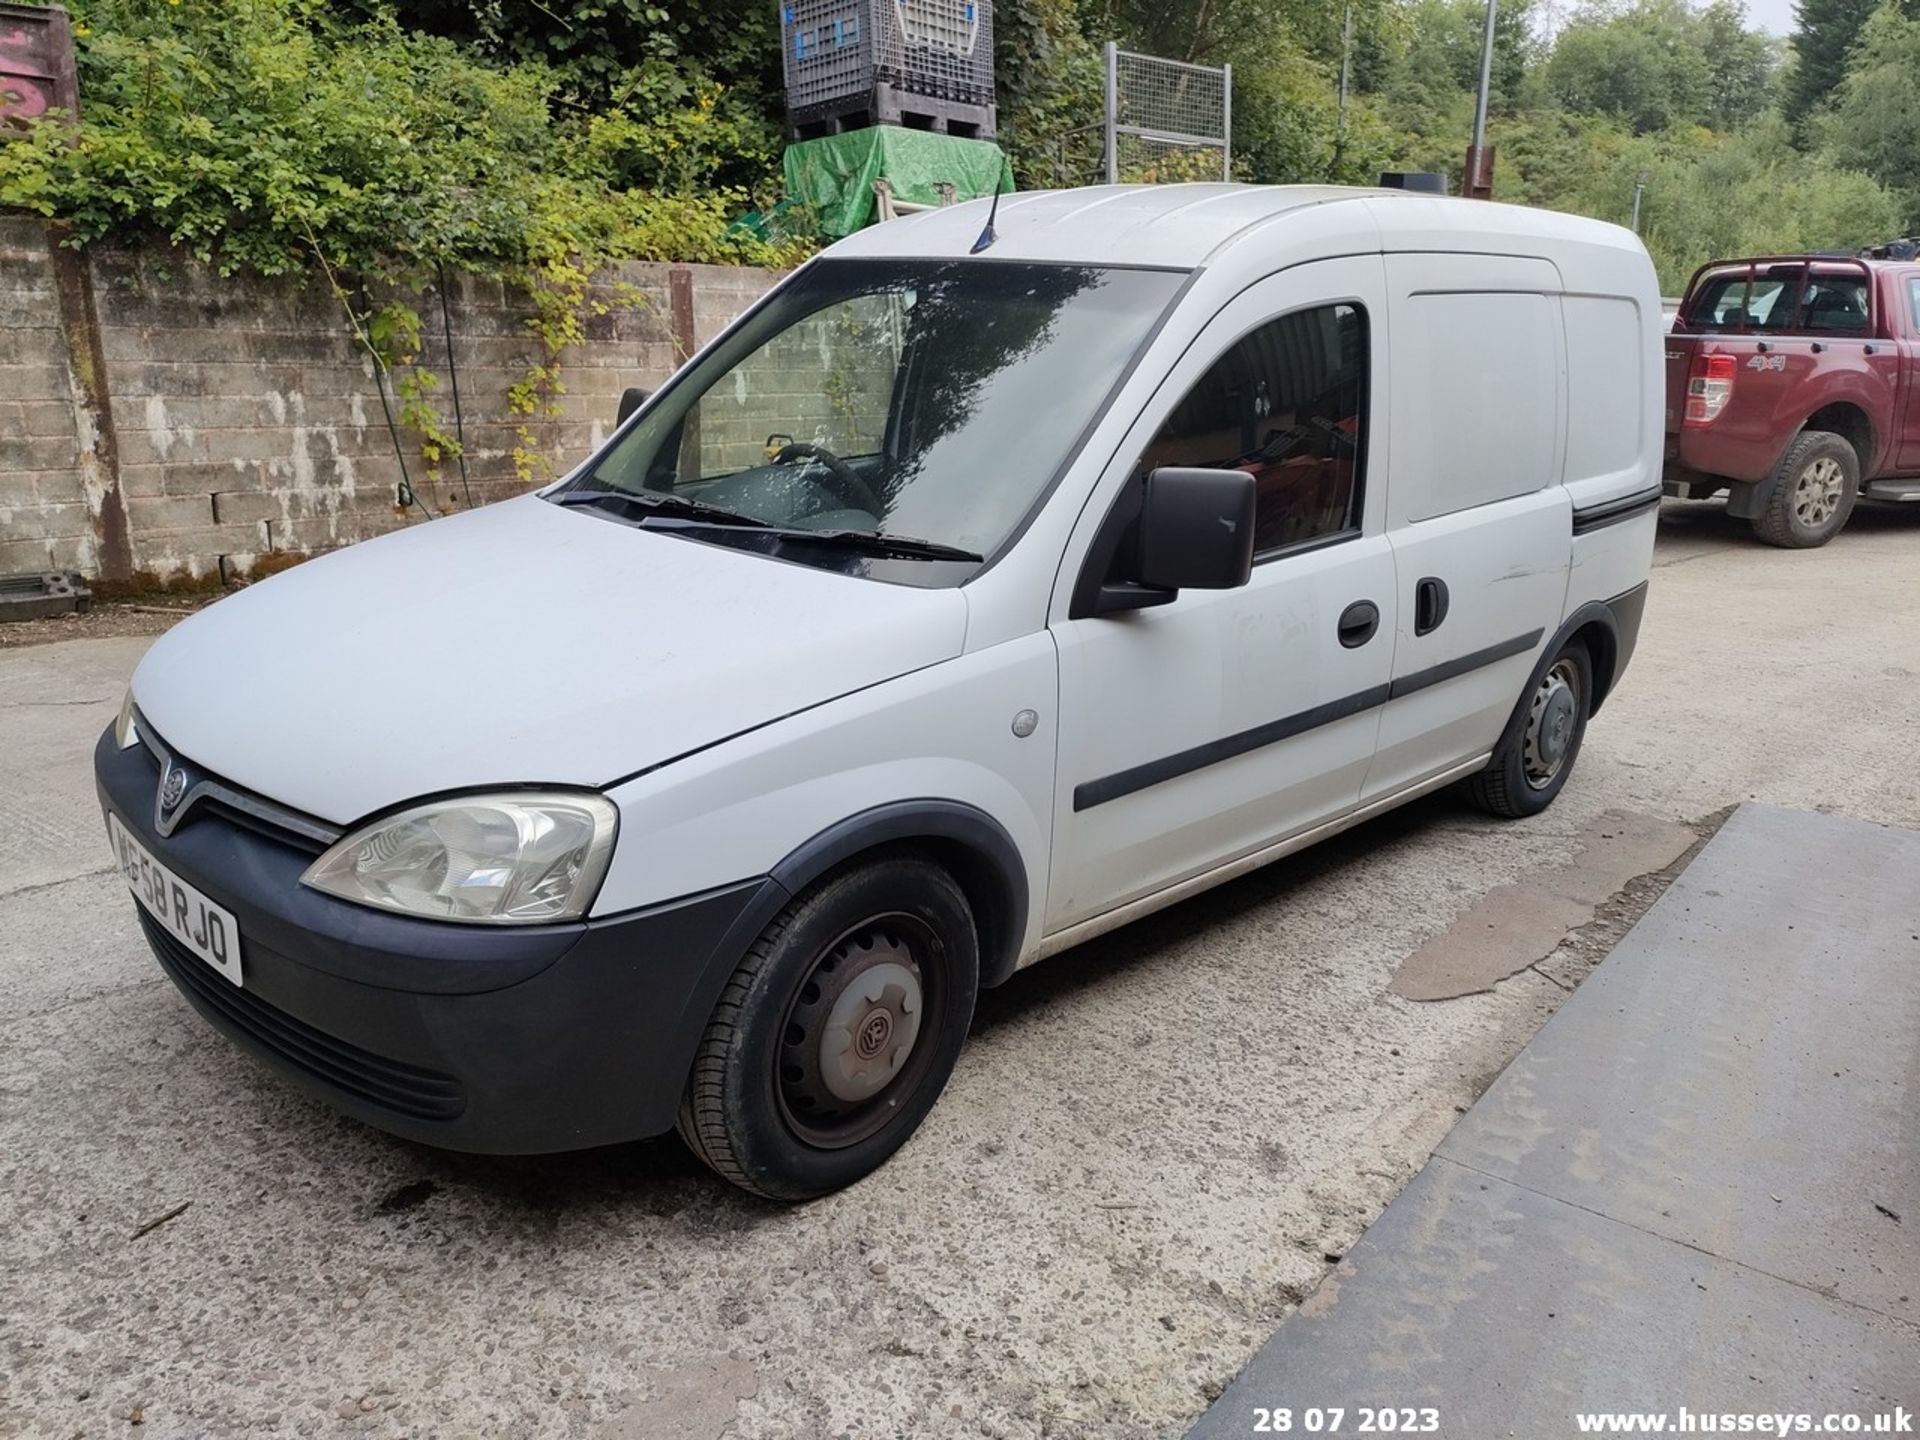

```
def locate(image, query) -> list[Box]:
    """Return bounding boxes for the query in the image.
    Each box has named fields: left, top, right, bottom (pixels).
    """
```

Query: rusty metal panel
left=0, top=3, right=80, bottom=131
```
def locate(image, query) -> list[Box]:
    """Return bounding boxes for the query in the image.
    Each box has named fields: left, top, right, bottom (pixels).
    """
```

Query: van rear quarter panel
left=1557, top=242, right=1662, bottom=620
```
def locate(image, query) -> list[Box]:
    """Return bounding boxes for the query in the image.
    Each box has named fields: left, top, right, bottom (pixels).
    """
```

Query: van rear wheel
left=1752, top=430, right=1858, bottom=549
left=1469, top=639, right=1592, bottom=819
left=677, top=857, right=978, bottom=1200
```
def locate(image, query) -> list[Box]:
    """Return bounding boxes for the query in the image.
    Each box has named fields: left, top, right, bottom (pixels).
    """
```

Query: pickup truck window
left=1134, top=303, right=1366, bottom=556
left=1910, top=277, right=1920, bottom=328
left=1799, top=274, right=1870, bottom=334
left=1690, top=271, right=1796, bottom=330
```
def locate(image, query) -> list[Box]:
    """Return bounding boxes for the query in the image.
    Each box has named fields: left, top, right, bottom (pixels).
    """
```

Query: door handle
left=1414, top=576, right=1450, bottom=636
left=1337, top=600, right=1380, bottom=649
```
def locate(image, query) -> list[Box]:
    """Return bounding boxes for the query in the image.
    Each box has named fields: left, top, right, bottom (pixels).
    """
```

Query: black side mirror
left=1137, top=466, right=1256, bottom=591
left=616, top=387, right=651, bottom=426
left=1076, top=466, right=1259, bottom=617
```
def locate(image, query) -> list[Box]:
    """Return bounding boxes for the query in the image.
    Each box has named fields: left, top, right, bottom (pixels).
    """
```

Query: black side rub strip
left=1073, top=684, right=1391, bottom=812
left=1386, top=628, right=1542, bottom=701
left=1072, top=628, right=1544, bottom=811
left=1572, top=485, right=1662, bottom=535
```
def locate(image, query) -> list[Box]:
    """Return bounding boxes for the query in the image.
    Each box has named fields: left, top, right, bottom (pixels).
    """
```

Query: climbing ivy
left=0, top=1, right=812, bottom=486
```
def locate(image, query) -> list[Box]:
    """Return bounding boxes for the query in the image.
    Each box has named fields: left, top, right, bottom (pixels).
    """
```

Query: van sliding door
left=1361, top=254, right=1572, bottom=804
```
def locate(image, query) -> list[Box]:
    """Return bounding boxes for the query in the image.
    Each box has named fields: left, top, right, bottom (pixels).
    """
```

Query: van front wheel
left=677, top=857, right=979, bottom=1200
left=1468, top=640, right=1592, bottom=819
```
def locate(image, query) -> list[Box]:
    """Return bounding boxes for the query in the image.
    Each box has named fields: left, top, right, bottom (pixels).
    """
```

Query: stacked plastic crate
left=780, top=0, right=996, bottom=139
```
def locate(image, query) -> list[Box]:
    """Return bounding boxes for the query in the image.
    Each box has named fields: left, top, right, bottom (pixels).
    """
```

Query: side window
left=1911, top=278, right=1920, bottom=327
left=1137, top=303, right=1367, bottom=555
left=1800, top=273, right=1870, bottom=334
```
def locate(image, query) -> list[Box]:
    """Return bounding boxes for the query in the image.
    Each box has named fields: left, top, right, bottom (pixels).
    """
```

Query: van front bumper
left=94, top=730, right=782, bottom=1154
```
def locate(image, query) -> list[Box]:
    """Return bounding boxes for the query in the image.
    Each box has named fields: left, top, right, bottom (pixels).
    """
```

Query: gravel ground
left=0, top=598, right=211, bottom=651
left=2, top=501, right=1918, bottom=1439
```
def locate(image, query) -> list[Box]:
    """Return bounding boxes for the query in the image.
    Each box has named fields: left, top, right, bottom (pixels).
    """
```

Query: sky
left=1533, top=0, right=1796, bottom=38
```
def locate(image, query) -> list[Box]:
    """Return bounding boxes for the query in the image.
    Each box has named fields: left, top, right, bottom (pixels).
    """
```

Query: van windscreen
left=558, top=259, right=1185, bottom=574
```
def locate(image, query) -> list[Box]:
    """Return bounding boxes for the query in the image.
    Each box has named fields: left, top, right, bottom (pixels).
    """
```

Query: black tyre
left=1752, top=430, right=1858, bottom=549
left=1468, top=639, right=1593, bottom=819
left=677, top=857, right=979, bottom=1200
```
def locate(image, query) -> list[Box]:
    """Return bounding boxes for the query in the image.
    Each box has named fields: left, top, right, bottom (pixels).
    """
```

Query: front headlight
left=301, top=792, right=619, bottom=925
left=114, top=689, right=140, bottom=750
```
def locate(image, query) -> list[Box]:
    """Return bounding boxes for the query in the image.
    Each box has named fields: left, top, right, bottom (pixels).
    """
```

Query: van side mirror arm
left=1091, top=578, right=1178, bottom=616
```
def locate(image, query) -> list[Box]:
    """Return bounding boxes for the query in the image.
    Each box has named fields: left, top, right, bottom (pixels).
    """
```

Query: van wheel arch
left=1551, top=604, right=1621, bottom=716
left=768, top=801, right=1029, bottom=989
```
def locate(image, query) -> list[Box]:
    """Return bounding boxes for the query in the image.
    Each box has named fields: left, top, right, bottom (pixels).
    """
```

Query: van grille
left=141, top=912, right=465, bottom=1121
left=133, top=723, right=339, bottom=857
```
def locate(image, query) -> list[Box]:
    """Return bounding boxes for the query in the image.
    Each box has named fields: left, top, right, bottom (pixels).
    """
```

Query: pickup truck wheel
left=1469, top=640, right=1592, bottom=819
left=1753, top=431, right=1858, bottom=549
left=677, top=857, right=978, bottom=1200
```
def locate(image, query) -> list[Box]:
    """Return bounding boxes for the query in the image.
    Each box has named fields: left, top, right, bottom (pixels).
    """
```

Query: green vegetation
left=3, top=0, right=1916, bottom=300
left=987, top=0, right=1918, bottom=290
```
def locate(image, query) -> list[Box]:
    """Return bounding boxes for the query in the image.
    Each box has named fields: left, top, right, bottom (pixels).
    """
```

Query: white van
left=99, top=185, right=1660, bottom=1198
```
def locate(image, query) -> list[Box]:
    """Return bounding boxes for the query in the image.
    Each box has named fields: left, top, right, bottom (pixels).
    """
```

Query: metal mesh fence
left=1105, top=45, right=1230, bottom=184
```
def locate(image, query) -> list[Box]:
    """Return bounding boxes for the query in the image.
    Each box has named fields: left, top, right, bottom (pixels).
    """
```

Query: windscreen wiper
left=763, top=527, right=985, bottom=563
left=547, top=487, right=772, bottom=528
left=551, top=490, right=981, bottom=562
left=649, top=519, right=983, bottom=563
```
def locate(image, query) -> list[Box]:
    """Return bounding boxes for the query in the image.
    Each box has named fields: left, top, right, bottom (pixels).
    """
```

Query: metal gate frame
left=1103, top=41, right=1231, bottom=185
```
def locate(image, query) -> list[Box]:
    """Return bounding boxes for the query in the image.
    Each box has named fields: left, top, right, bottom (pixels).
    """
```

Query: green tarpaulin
left=784, top=128, right=1014, bottom=239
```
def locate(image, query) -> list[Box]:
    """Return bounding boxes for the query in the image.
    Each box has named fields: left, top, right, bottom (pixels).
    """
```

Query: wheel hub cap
left=820, top=960, right=922, bottom=1102
left=1794, top=458, right=1844, bottom=525
left=1522, top=661, right=1580, bottom=789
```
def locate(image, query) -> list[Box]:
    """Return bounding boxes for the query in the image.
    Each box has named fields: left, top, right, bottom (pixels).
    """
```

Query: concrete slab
left=1190, top=1159, right=1920, bottom=1438
left=1390, top=809, right=1698, bottom=1000
left=1440, top=803, right=1920, bottom=1320
left=1191, top=804, right=1920, bottom=1438
left=0, top=636, right=152, bottom=897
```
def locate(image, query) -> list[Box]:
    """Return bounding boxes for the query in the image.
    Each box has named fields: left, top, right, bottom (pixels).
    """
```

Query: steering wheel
left=773, top=441, right=885, bottom=517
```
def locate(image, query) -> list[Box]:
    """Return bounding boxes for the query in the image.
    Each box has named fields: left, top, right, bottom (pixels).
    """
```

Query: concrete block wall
left=0, top=217, right=92, bottom=576
left=0, top=216, right=784, bottom=585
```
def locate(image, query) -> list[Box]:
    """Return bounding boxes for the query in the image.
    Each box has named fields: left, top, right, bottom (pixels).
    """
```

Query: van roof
left=824, top=182, right=1640, bottom=271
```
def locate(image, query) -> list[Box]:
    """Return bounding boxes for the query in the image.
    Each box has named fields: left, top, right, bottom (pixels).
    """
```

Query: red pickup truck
left=1661, top=253, right=1920, bottom=546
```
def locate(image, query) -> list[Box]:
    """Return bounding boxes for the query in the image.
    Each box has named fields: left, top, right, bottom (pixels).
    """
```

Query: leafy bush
left=0, top=0, right=798, bottom=277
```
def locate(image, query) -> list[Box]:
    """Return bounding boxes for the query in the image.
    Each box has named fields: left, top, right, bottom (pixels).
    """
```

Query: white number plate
left=108, top=812, right=243, bottom=986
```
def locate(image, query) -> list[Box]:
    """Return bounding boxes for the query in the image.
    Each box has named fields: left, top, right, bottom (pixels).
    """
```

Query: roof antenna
left=969, top=186, right=1003, bottom=254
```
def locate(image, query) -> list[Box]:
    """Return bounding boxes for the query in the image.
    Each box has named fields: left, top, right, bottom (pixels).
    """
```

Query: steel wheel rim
left=775, top=912, right=946, bottom=1150
left=1522, top=659, right=1581, bottom=790
left=1793, top=457, right=1844, bottom=527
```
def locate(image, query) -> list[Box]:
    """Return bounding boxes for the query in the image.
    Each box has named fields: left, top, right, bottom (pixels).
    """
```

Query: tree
left=1784, top=0, right=1916, bottom=129
left=1817, top=2, right=1920, bottom=229
left=1700, top=0, right=1779, bottom=128
left=995, top=0, right=1105, bottom=187
left=1544, top=0, right=1711, bottom=133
